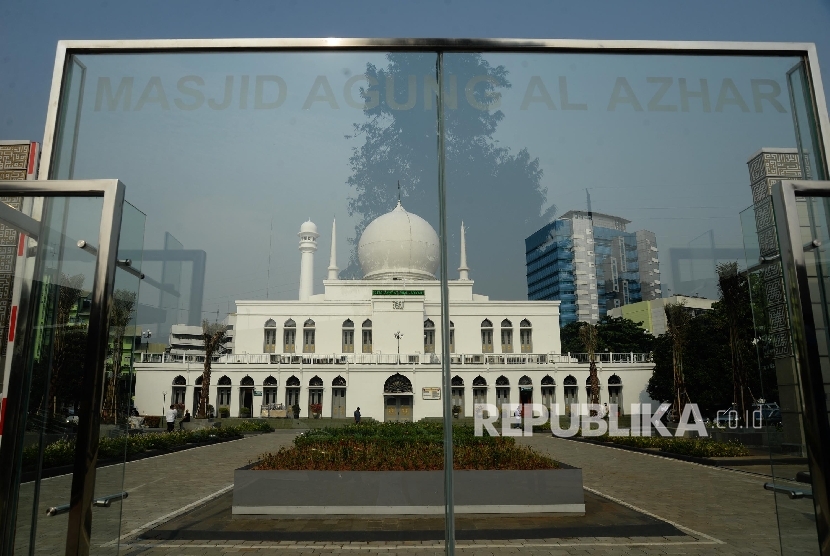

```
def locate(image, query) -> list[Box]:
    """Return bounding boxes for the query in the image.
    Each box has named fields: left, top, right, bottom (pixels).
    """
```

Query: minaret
left=327, top=218, right=339, bottom=280
left=298, top=220, right=319, bottom=300
left=458, top=221, right=470, bottom=280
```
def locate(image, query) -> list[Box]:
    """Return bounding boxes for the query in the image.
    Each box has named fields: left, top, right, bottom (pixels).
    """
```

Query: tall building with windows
left=526, top=210, right=662, bottom=326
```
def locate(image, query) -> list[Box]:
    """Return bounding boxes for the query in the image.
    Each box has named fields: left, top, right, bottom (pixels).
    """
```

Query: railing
left=138, top=351, right=652, bottom=365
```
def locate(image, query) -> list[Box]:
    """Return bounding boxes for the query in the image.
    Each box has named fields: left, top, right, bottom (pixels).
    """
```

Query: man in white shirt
left=165, top=405, right=177, bottom=432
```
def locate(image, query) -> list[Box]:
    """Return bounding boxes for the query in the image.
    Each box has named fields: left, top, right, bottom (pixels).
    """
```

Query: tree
left=102, top=289, right=136, bottom=423
left=344, top=54, right=554, bottom=294
left=717, top=261, right=754, bottom=423
left=561, top=317, right=654, bottom=354
left=579, top=324, right=600, bottom=405
left=198, top=320, right=229, bottom=418
left=664, top=302, right=692, bottom=421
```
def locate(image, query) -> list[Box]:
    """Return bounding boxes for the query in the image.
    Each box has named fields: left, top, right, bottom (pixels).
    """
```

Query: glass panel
left=446, top=51, right=805, bottom=552
left=50, top=50, right=443, bottom=547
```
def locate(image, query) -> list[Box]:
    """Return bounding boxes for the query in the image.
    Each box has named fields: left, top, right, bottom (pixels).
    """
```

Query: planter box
left=233, top=469, right=584, bottom=516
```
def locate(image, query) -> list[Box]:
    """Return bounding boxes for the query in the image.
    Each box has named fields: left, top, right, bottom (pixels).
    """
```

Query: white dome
left=358, top=202, right=439, bottom=280
left=299, top=220, right=318, bottom=235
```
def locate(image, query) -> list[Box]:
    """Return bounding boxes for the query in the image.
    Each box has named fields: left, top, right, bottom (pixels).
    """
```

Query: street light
left=394, top=331, right=403, bottom=363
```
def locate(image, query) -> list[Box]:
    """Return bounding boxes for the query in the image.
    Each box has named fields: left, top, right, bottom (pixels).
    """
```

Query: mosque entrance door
left=384, top=396, right=413, bottom=422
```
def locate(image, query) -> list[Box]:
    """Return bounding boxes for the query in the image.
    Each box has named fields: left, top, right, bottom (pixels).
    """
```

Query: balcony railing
left=137, top=351, right=652, bottom=366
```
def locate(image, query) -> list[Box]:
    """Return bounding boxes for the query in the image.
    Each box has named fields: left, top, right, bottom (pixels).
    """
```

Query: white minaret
left=327, top=218, right=339, bottom=280
left=298, top=219, right=319, bottom=300
left=458, top=221, right=470, bottom=280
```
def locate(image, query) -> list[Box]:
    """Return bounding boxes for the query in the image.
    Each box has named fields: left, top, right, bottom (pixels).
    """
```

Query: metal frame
left=772, top=180, right=830, bottom=554
left=0, top=180, right=125, bottom=556
left=32, top=38, right=830, bottom=556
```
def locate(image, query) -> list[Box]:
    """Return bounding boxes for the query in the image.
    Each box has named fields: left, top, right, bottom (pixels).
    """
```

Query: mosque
left=132, top=202, right=656, bottom=421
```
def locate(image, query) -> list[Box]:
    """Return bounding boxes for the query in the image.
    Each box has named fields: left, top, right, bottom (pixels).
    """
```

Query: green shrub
left=583, top=433, right=750, bottom=457
left=234, top=420, right=274, bottom=433
left=218, top=406, right=230, bottom=418
left=239, top=407, right=251, bottom=418
left=143, top=416, right=162, bottom=428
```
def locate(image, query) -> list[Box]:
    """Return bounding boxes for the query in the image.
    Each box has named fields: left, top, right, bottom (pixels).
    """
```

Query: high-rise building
left=525, top=210, right=661, bottom=326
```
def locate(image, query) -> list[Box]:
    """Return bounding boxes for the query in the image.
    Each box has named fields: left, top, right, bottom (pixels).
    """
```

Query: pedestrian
left=354, top=406, right=361, bottom=424
left=179, top=409, right=191, bottom=430
left=602, top=403, right=609, bottom=420
left=513, top=404, right=522, bottom=429
left=165, top=404, right=177, bottom=432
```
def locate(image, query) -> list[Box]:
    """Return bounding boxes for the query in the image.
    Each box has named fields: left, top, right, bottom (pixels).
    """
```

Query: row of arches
left=481, top=319, right=532, bottom=353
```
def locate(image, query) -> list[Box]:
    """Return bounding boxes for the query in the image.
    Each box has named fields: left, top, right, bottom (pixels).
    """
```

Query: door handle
left=46, top=492, right=128, bottom=516
left=764, top=482, right=813, bottom=500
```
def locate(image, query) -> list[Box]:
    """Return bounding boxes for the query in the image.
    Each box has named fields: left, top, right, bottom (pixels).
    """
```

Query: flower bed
left=256, top=423, right=557, bottom=471
left=22, top=423, right=270, bottom=470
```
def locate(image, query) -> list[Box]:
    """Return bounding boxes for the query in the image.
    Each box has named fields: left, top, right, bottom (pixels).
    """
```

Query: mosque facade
left=132, top=203, right=657, bottom=422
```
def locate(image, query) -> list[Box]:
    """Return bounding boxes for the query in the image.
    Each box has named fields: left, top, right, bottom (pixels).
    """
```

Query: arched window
left=518, top=375, right=532, bottom=385
left=496, top=375, right=509, bottom=386
left=541, top=375, right=555, bottom=386
left=451, top=375, right=464, bottom=386
left=263, top=376, right=278, bottom=405
left=303, top=319, right=315, bottom=353
left=264, top=319, right=277, bottom=353
left=473, top=375, right=487, bottom=387
left=362, top=319, right=373, bottom=353
left=241, top=376, right=254, bottom=386
left=286, top=375, right=300, bottom=387
left=172, top=375, right=186, bottom=386
left=451, top=375, right=464, bottom=416
left=520, top=319, right=532, bottom=353
left=424, top=319, right=435, bottom=353
left=284, top=319, right=296, bottom=353
left=309, top=375, right=323, bottom=387
left=332, top=376, right=347, bottom=418
left=449, top=321, right=455, bottom=353
left=342, top=319, right=355, bottom=353
left=564, top=375, right=577, bottom=385
left=195, top=376, right=203, bottom=385
left=501, top=319, right=513, bottom=353
left=384, top=373, right=413, bottom=393
left=217, top=375, right=231, bottom=386
left=481, top=319, right=493, bottom=353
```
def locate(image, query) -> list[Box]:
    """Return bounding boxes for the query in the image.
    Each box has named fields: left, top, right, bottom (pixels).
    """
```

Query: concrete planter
left=233, top=468, right=584, bottom=516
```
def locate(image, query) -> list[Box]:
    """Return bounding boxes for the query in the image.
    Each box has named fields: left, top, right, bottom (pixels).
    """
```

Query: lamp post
left=394, top=331, right=403, bottom=364
left=162, top=391, right=166, bottom=419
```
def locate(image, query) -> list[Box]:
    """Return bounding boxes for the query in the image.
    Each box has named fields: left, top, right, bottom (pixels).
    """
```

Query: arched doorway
left=472, top=376, right=487, bottom=407
left=451, top=376, right=464, bottom=417
left=518, top=375, right=533, bottom=405
left=608, top=374, right=623, bottom=415
left=384, top=373, right=413, bottom=422
left=217, top=376, right=231, bottom=417
left=193, top=376, right=203, bottom=416
left=541, top=375, right=555, bottom=408
left=172, top=376, right=186, bottom=411
left=308, top=376, right=323, bottom=416
left=331, top=376, right=347, bottom=418
left=285, top=375, right=300, bottom=410
left=263, top=376, right=278, bottom=405
left=239, top=376, right=254, bottom=417
left=495, top=375, right=510, bottom=413
left=563, top=375, right=578, bottom=416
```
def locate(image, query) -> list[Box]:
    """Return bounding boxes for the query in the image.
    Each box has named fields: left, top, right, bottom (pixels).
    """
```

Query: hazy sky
left=1, top=0, right=829, bottom=329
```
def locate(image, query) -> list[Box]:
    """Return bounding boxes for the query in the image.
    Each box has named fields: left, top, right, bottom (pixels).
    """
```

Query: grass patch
left=254, top=422, right=558, bottom=471
left=584, top=433, right=750, bottom=457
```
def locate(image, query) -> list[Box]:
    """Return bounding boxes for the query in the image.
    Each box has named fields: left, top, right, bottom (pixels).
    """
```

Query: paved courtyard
left=19, top=430, right=819, bottom=555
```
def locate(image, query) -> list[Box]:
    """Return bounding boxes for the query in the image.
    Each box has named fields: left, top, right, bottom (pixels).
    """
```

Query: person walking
left=165, top=404, right=177, bottom=432
left=354, top=407, right=361, bottom=424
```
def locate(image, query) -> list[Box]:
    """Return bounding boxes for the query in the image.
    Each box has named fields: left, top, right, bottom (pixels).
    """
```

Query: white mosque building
left=133, top=202, right=657, bottom=422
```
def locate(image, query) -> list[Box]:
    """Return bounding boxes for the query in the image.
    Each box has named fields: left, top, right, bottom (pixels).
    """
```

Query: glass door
left=0, top=184, right=144, bottom=555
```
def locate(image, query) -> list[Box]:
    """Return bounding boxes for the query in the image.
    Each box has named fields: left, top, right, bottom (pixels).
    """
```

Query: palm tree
left=665, top=302, right=691, bottom=421
left=102, top=289, right=137, bottom=423
left=579, top=323, right=600, bottom=406
left=198, top=320, right=228, bottom=418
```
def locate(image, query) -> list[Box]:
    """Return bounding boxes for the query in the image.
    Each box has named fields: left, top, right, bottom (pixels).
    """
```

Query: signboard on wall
left=422, top=387, right=441, bottom=400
